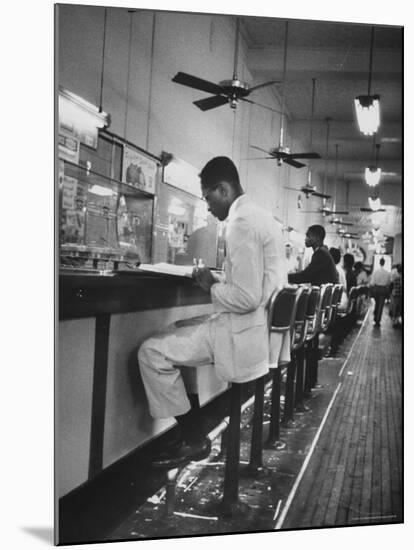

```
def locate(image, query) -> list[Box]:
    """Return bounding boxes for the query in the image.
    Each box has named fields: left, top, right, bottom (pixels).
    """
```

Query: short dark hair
left=199, top=156, right=241, bottom=190
left=354, top=261, right=363, bottom=271
left=307, top=224, right=326, bottom=242
left=379, top=257, right=385, bottom=266
left=343, top=253, right=355, bottom=268
left=329, top=247, right=341, bottom=265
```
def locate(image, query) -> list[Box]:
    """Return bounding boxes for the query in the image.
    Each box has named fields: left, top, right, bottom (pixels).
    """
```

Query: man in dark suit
left=288, top=224, right=338, bottom=286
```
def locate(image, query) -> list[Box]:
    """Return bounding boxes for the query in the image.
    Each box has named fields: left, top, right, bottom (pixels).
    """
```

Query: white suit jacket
left=210, top=195, right=287, bottom=383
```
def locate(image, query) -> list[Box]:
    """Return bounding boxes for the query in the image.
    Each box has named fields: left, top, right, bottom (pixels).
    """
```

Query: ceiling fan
left=285, top=79, right=330, bottom=195
left=330, top=217, right=354, bottom=226
left=301, top=142, right=349, bottom=216
left=250, top=22, right=321, bottom=168
left=172, top=19, right=280, bottom=111
left=360, top=206, right=386, bottom=213
left=300, top=203, right=349, bottom=216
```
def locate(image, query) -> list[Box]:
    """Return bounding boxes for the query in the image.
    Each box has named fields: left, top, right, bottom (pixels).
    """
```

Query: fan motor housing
left=219, top=79, right=250, bottom=97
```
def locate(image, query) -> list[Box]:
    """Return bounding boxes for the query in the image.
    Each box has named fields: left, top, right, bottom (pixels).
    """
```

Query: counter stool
left=281, top=286, right=310, bottom=428
left=304, top=283, right=333, bottom=396
left=244, top=286, right=301, bottom=476
left=323, top=284, right=343, bottom=333
left=338, top=285, right=358, bottom=336
left=264, top=286, right=300, bottom=450
left=324, top=284, right=344, bottom=357
left=295, top=286, right=320, bottom=412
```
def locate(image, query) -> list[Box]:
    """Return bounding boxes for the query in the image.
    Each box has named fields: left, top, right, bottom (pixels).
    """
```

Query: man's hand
left=192, top=266, right=216, bottom=293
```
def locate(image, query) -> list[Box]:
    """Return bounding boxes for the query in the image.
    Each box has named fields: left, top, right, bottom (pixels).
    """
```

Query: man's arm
left=210, top=218, right=264, bottom=313
left=288, top=251, right=320, bottom=284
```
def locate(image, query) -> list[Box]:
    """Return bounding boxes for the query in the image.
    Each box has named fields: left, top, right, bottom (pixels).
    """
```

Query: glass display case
left=59, top=159, right=154, bottom=271
left=152, top=181, right=222, bottom=268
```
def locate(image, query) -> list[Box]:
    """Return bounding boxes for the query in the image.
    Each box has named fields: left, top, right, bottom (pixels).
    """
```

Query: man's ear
left=219, top=181, right=230, bottom=197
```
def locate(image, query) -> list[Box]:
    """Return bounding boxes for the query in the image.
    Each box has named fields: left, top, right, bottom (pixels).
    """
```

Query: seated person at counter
left=285, top=242, right=299, bottom=273
left=138, top=156, right=287, bottom=468
left=329, top=247, right=347, bottom=309
left=354, top=261, right=369, bottom=285
left=343, top=253, right=357, bottom=294
left=287, top=224, right=338, bottom=286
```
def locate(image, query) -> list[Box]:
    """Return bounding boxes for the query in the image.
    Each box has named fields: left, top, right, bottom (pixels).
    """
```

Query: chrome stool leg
left=242, top=375, right=269, bottom=478
left=216, top=383, right=250, bottom=517
left=265, top=367, right=287, bottom=450
left=294, top=347, right=309, bottom=412
left=281, top=353, right=297, bottom=428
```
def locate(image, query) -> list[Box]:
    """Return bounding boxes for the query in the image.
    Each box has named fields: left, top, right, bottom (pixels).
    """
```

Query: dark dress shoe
left=151, top=438, right=211, bottom=469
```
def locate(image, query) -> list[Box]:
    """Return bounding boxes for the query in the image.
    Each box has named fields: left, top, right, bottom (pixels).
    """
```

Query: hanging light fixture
left=365, top=142, right=382, bottom=186
left=368, top=196, right=382, bottom=211
left=354, top=27, right=380, bottom=136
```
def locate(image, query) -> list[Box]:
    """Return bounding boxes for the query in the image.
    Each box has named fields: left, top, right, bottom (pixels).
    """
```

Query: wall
left=57, top=5, right=328, bottom=497
left=57, top=5, right=318, bottom=238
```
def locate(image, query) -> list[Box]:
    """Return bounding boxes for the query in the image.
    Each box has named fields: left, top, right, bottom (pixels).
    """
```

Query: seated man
left=288, top=225, right=338, bottom=286
left=329, top=247, right=347, bottom=310
left=138, top=156, right=287, bottom=468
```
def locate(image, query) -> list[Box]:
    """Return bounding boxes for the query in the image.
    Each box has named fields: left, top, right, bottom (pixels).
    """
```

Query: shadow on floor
left=21, top=526, right=54, bottom=545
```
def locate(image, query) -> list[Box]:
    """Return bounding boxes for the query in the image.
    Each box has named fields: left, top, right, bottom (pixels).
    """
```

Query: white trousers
left=138, top=314, right=291, bottom=420
left=138, top=315, right=216, bottom=419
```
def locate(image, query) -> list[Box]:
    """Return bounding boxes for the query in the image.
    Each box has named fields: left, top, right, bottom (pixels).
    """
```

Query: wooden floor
left=101, top=305, right=402, bottom=543
left=281, top=307, right=403, bottom=529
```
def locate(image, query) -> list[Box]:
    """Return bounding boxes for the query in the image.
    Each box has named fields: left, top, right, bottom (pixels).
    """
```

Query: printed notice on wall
left=122, top=145, right=157, bottom=195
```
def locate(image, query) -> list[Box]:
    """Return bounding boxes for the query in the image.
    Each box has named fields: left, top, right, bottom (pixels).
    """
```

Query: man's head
left=199, top=157, right=243, bottom=221
left=305, top=224, right=325, bottom=249
left=329, top=247, right=341, bottom=265
left=379, top=257, right=385, bottom=266
left=354, top=261, right=363, bottom=272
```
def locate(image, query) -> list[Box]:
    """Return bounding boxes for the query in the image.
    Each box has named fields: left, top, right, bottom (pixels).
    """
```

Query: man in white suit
left=138, top=156, right=286, bottom=467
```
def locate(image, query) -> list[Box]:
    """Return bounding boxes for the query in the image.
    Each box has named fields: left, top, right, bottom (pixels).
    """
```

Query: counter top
left=59, top=270, right=211, bottom=320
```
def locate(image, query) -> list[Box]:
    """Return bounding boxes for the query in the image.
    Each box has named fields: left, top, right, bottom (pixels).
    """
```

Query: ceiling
left=239, top=16, right=403, bottom=239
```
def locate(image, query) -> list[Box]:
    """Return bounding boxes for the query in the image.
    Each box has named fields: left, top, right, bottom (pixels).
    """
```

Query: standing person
left=343, top=253, right=357, bottom=295
left=288, top=225, right=338, bottom=286
left=138, top=156, right=287, bottom=468
left=370, top=257, right=392, bottom=327
left=354, top=261, right=369, bottom=285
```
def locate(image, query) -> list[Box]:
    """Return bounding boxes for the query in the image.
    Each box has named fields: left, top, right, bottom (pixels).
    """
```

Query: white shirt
left=370, top=266, right=391, bottom=287
left=357, top=271, right=369, bottom=285
left=336, top=264, right=348, bottom=309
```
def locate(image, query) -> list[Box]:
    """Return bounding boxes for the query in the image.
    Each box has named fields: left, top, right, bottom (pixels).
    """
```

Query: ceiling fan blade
left=240, top=97, right=281, bottom=114
left=332, top=220, right=353, bottom=226
left=288, top=152, right=321, bottom=160
left=312, top=191, right=331, bottom=199
left=172, top=72, right=224, bottom=95
left=248, top=80, right=281, bottom=92
left=193, top=95, right=229, bottom=111
left=285, top=186, right=303, bottom=192
left=284, top=158, right=306, bottom=168
left=245, top=157, right=276, bottom=160
left=330, top=210, right=349, bottom=215
left=250, top=145, right=271, bottom=155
